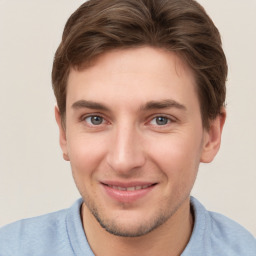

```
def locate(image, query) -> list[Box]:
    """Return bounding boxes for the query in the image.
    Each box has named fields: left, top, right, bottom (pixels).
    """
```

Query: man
left=0, top=0, right=255, bottom=255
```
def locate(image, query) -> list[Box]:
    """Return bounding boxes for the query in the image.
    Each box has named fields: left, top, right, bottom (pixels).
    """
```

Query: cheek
left=67, top=135, right=108, bottom=198
left=148, top=132, right=203, bottom=179
left=66, top=133, right=107, bottom=176
left=151, top=137, right=201, bottom=202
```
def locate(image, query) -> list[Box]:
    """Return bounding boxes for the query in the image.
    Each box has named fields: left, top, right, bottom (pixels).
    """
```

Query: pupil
left=156, top=117, right=168, bottom=125
left=91, top=116, right=103, bottom=125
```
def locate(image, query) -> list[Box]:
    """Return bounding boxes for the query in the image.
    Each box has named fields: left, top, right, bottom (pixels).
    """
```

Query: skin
left=55, top=46, right=225, bottom=256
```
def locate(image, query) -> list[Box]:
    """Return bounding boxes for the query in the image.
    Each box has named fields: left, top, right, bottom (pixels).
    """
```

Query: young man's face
left=56, top=47, right=223, bottom=237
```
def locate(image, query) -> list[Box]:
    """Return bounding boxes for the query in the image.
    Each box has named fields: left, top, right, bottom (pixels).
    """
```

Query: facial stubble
left=81, top=192, right=191, bottom=238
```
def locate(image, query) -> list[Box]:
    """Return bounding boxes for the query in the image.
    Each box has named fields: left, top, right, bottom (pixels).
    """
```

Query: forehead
left=66, top=47, right=198, bottom=110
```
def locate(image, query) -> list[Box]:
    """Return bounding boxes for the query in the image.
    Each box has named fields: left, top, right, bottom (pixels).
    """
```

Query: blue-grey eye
left=86, top=116, right=104, bottom=125
left=156, top=116, right=168, bottom=125
left=151, top=116, right=170, bottom=125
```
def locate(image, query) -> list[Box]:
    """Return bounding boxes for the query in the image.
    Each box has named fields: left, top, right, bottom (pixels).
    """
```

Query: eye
left=150, top=116, right=171, bottom=126
left=84, top=115, right=105, bottom=126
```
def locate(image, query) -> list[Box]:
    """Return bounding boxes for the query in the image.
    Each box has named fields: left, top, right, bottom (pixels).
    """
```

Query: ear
left=200, top=108, right=226, bottom=163
left=55, top=106, right=70, bottom=161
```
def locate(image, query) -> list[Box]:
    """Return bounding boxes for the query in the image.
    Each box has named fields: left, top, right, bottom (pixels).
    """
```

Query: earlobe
left=55, top=106, right=70, bottom=161
left=200, top=108, right=226, bottom=163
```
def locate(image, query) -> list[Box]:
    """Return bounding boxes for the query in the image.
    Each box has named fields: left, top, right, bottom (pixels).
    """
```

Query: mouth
left=105, top=184, right=154, bottom=191
left=101, top=182, right=157, bottom=203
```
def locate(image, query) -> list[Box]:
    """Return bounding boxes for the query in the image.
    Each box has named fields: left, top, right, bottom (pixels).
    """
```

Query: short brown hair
left=52, top=0, right=227, bottom=129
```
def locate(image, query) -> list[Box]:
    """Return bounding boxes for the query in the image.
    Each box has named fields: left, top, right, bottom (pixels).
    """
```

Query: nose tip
left=106, top=129, right=146, bottom=175
left=107, top=149, right=145, bottom=175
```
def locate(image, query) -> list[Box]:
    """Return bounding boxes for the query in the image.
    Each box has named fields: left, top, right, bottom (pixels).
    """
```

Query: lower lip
left=102, top=184, right=155, bottom=203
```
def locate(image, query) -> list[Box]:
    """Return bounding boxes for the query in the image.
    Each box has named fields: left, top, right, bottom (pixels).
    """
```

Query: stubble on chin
left=81, top=193, right=191, bottom=238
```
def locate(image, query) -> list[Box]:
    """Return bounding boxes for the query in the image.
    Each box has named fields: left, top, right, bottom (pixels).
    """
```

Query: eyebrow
left=71, top=99, right=186, bottom=112
left=141, top=99, right=187, bottom=111
left=72, top=100, right=110, bottom=111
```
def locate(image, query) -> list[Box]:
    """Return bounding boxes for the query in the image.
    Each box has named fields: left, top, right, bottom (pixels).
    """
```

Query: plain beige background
left=0, top=0, right=255, bottom=237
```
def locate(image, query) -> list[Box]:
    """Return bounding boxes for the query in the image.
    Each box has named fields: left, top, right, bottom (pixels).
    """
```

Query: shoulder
left=209, top=210, right=256, bottom=255
left=0, top=209, right=68, bottom=256
left=187, top=197, right=256, bottom=256
left=0, top=199, right=83, bottom=256
left=0, top=207, right=67, bottom=236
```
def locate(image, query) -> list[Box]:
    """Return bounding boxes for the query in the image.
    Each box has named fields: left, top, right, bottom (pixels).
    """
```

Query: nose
left=106, top=124, right=146, bottom=176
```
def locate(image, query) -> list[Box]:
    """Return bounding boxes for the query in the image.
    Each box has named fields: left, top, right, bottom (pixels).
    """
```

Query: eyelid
left=80, top=112, right=105, bottom=120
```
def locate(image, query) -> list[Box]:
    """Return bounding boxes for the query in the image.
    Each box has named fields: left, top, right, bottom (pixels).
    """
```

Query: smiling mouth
left=106, top=184, right=154, bottom=191
left=102, top=182, right=157, bottom=203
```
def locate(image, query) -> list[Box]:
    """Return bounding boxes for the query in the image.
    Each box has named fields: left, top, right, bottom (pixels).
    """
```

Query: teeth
left=109, top=184, right=151, bottom=191
left=127, top=187, right=135, bottom=191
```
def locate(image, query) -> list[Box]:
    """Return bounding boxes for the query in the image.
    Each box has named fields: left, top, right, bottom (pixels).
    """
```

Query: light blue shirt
left=0, top=197, right=255, bottom=255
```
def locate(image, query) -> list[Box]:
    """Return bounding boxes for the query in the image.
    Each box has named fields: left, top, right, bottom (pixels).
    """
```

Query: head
left=52, top=0, right=227, bottom=239
left=52, top=0, right=227, bottom=130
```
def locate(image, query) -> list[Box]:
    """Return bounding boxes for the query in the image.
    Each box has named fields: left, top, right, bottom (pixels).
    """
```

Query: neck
left=81, top=197, right=193, bottom=256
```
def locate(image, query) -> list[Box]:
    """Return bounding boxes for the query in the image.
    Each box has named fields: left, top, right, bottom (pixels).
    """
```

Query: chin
left=90, top=206, right=171, bottom=237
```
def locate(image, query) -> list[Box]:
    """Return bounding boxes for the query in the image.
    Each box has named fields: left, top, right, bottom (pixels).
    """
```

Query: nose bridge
left=107, top=121, right=145, bottom=173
